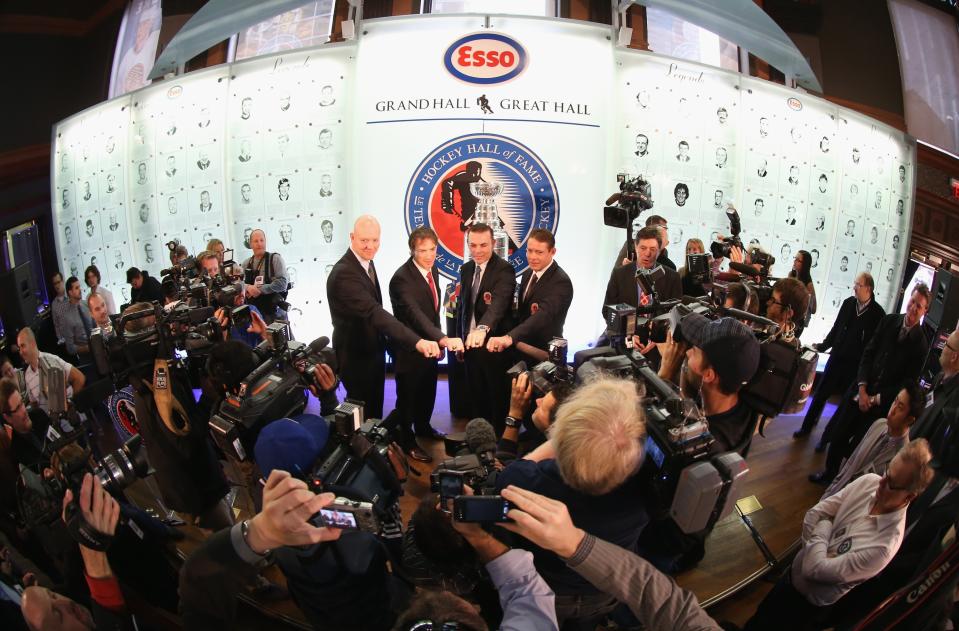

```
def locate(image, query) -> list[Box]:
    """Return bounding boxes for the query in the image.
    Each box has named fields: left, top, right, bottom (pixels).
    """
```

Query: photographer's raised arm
left=179, top=470, right=342, bottom=629
left=499, top=486, right=720, bottom=631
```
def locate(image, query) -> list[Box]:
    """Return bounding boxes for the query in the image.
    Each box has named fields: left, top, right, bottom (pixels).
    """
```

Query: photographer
left=125, top=268, right=162, bottom=305
left=242, top=229, right=288, bottom=324
left=253, top=416, right=405, bottom=631
left=16, top=327, right=85, bottom=416
left=657, top=314, right=760, bottom=454
left=677, top=238, right=709, bottom=297
left=500, top=371, right=573, bottom=462
left=121, top=303, right=232, bottom=530
left=179, top=469, right=343, bottom=629
left=765, top=277, right=810, bottom=342
left=723, top=282, right=759, bottom=315
left=494, top=377, right=648, bottom=628
left=498, top=485, right=721, bottom=631
left=0, top=378, right=53, bottom=470
left=20, top=473, right=135, bottom=630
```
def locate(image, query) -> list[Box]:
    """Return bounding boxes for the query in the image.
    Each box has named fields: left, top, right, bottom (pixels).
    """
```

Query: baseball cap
left=254, top=413, right=331, bottom=478
left=678, top=314, right=760, bottom=389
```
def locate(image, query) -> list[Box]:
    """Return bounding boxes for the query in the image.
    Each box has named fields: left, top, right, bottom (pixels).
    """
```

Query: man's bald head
left=350, top=215, right=381, bottom=261
left=87, top=293, right=109, bottom=327
left=942, top=326, right=959, bottom=378
left=16, top=327, right=38, bottom=368
left=22, top=585, right=95, bottom=631
left=250, top=228, right=266, bottom=256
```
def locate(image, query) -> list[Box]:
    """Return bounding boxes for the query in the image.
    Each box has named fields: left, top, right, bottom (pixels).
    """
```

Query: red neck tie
left=639, top=291, right=650, bottom=307
left=427, top=270, right=438, bottom=311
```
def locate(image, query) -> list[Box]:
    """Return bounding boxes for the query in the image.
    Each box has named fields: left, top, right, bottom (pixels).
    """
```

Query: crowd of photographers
left=0, top=196, right=955, bottom=631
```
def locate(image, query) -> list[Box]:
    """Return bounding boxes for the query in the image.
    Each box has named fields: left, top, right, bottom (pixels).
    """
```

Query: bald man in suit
left=326, top=215, right=439, bottom=419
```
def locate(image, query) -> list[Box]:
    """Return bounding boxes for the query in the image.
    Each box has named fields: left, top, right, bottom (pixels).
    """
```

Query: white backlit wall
left=53, top=15, right=915, bottom=348
left=615, top=50, right=915, bottom=343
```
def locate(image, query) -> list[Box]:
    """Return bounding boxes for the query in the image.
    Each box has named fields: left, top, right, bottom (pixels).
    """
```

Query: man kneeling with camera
left=493, top=376, right=648, bottom=628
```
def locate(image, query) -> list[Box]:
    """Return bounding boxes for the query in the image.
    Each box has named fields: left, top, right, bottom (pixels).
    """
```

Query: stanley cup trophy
left=465, top=180, right=509, bottom=262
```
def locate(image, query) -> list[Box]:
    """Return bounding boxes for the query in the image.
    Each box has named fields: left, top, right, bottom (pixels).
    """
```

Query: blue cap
left=254, top=413, right=331, bottom=478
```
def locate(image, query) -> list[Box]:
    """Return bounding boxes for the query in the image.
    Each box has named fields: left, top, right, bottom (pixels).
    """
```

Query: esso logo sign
left=444, top=33, right=528, bottom=84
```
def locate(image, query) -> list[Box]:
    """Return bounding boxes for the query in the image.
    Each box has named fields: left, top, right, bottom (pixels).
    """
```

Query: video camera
left=506, top=337, right=571, bottom=396
left=209, top=323, right=337, bottom=461
left=430, top=417, right=501, bottom=507
left=304, top=403, right=407, bottom=532
left=605, top=173, right=654, bottom=261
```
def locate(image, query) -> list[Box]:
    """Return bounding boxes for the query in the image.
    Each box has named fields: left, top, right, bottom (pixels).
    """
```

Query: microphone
left=728, top=262, right=764, bottom=277
left=308, top=336, right=330, bottom=353
left=465, top=418, right=498, bottom=459
left=605, top=192, right=622, bottom=206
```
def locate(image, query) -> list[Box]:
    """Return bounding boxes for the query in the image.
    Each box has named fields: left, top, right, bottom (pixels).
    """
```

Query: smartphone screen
left=319, top=508, right=358, bottom=530
left=454, top=496, right=512, bottom=523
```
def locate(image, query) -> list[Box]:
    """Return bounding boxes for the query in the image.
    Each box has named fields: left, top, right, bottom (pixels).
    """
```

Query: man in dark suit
left=795, top=273, right=885, bottom=439
left=456, top=223, right=517, bottom=433
left=604, top=225, right=682, bottom=359
left=910, top=325, right=959, bottom=452
left=388, top=226, right=464, bottom=462
left=486, top=228, right=573, bottom=358
left=811, top=283, right=931, bottom=484
left=614, top=215, right=676, bottom=271
left=327, top=215, right=439, bottom=420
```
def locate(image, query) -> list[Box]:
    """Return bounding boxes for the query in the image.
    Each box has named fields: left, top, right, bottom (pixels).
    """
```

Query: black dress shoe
left=808, top=471, right=832, bottom=485
left=415, top=427, right=447, bottom=440
left=793, top=428, right=811, bottom=439
left=406, top=446, right=433, bottom=463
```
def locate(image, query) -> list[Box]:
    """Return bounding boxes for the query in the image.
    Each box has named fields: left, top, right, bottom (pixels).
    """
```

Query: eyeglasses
left=768, top=297, right=785, bottom=308
left=880, top=472, right=910, bottom=492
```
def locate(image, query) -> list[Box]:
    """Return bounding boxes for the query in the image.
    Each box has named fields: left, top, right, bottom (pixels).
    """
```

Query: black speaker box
left=926, top=268, right=959, bottom=333
left=0, top=263, right=38, bottom=335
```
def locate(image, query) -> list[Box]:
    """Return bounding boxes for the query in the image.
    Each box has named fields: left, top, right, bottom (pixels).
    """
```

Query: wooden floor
left=123, top=376, right=840, bottom=629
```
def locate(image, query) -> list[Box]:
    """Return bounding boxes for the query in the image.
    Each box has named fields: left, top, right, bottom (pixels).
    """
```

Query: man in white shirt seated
left=15, top=327, right=85, bottom=415
left=745, top=439, right=934, bottom=631
left=821, top=381, right=923, bottom=499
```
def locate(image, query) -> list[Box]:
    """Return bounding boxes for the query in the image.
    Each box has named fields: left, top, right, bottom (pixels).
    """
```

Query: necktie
left=78, top=305, right=92, bottom=339
left=524, top=273, right=538, bottom=304
left=639, top=290, right=651, bottom=307
left=426, top=270, right=438, bottom=311
left=367, top=260, right=377, bottom=285
left=469, top=265, right=483, bottom=331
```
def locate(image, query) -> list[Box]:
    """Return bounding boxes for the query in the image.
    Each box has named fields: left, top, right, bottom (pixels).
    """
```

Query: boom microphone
left=465, top=418, right=498, bottom=457
left=308, top=336, right=330, bottom=353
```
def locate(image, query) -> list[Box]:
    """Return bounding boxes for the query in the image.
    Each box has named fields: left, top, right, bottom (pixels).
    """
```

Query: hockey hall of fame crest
left=405, top=133, right=560, bottom=279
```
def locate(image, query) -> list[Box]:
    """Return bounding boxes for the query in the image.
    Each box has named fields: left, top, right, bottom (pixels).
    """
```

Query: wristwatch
left=233, top=519, right=272, bottom=566
left=504, top=416, right=521, bottom=429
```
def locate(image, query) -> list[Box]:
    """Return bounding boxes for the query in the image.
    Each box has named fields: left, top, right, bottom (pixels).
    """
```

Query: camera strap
left=145, top=359, right=191, bottom=437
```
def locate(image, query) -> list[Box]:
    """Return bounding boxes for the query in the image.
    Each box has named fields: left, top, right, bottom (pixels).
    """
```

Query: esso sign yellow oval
left=444, top=33, right=528, bottom=84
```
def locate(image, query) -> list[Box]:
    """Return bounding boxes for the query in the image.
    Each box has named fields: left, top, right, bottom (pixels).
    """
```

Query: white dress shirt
left=792, top=473, right=907, bottom=606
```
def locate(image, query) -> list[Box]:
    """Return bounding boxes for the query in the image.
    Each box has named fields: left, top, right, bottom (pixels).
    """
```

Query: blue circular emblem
left=405, top=133, right=559, bottom=280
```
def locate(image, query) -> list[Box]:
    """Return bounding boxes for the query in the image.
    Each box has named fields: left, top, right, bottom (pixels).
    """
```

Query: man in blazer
left=812, top=283, right=931, bottom=484
left=456, top=223, right=517, bottom=433
left=388, top=226, right=464, bottom=462
left=604, top=225, right=682, bottom=363
left=487, top=228, right=573, bottom=357
left=795, top=272, right=885, bottom=439
left=910, top=325, right=959, bottom=453
left=327, top=215, right=439, bottom=420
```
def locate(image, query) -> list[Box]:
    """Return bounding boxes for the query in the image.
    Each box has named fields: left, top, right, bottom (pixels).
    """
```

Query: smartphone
left=438, top=471, right=465, bottom=504
left=316, top=497, right=379, bottom=532
left=453, top=495, right=512, bottom=523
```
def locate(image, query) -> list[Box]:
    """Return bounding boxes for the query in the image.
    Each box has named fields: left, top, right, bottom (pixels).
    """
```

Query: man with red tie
left=603, top=225, right=682, bottom=363
left=327, top=216, right=440, bottom=420
left=486, top=229, right=573, bottom=358
left=388, top=227, right=464, bottom=462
